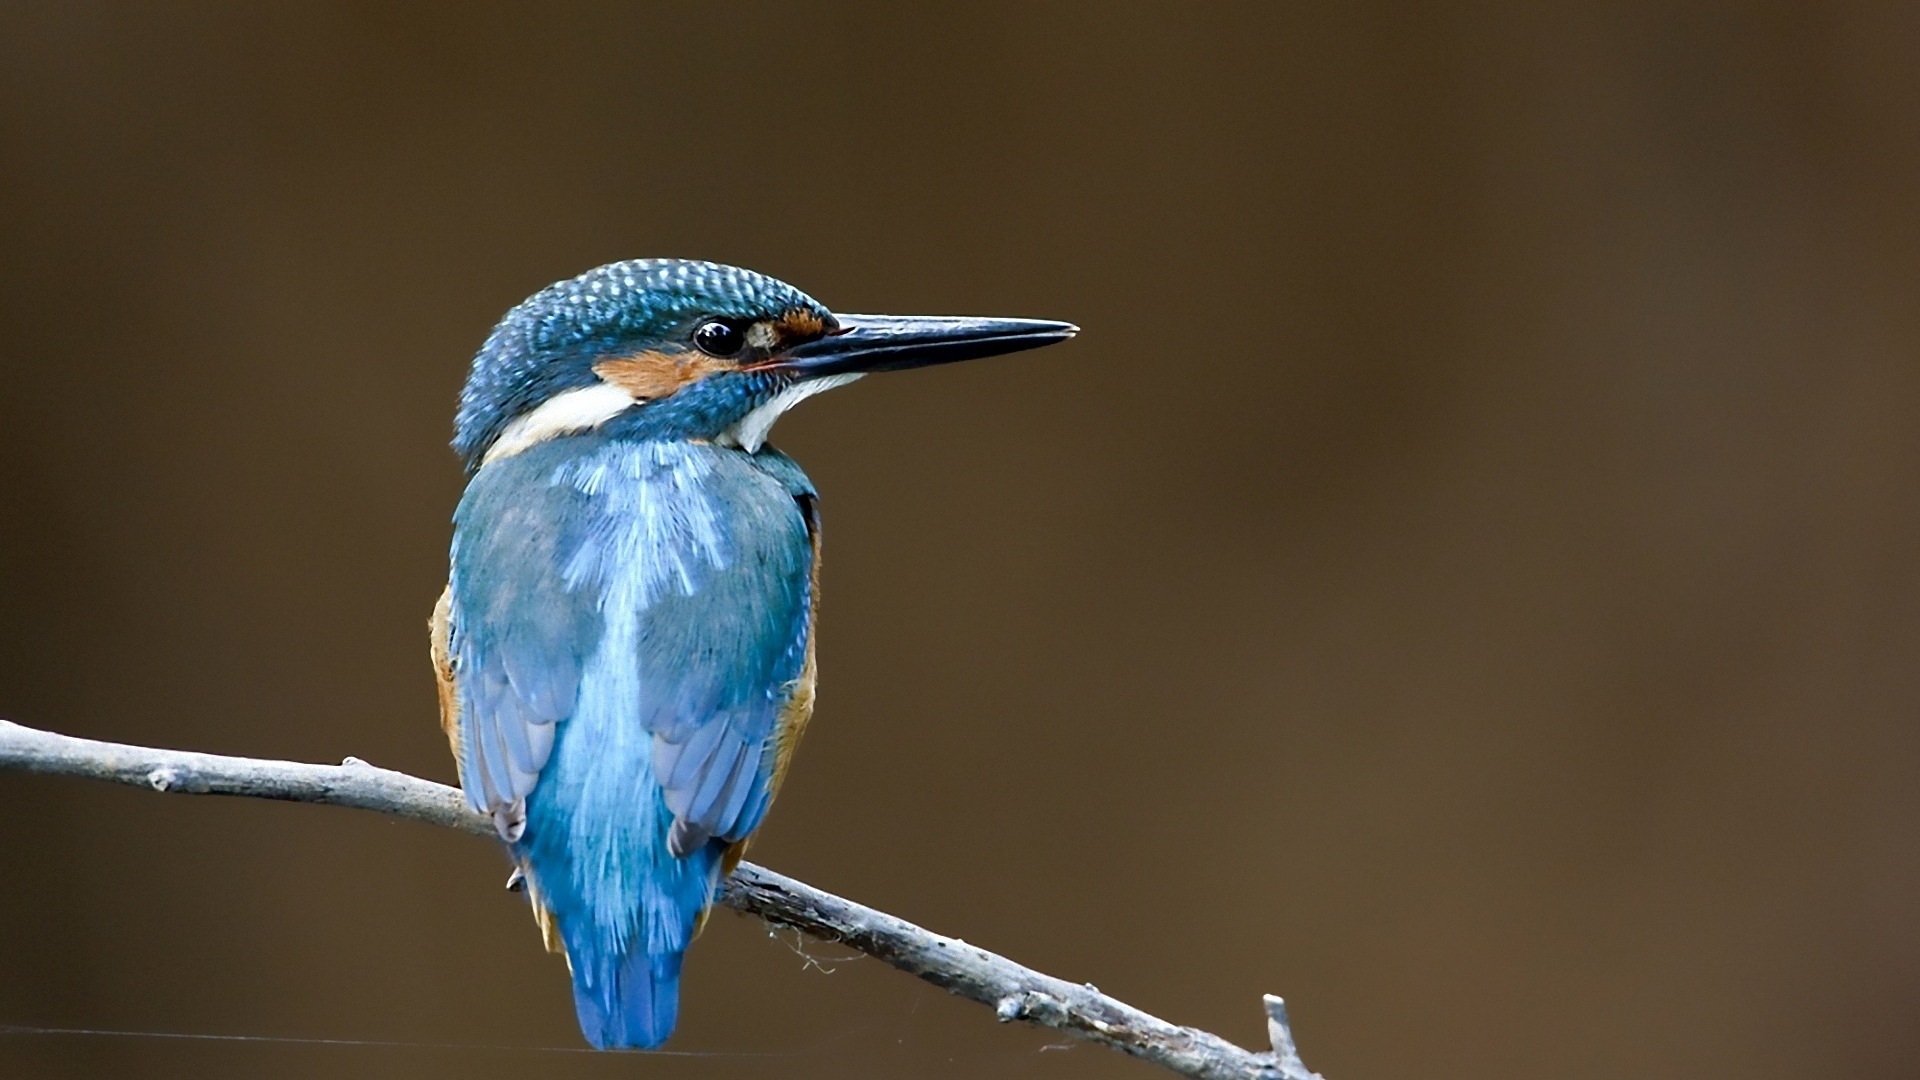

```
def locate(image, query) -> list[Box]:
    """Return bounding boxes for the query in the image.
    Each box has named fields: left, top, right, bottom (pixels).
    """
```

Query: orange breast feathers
left=429, top=585, right=462, bottom=767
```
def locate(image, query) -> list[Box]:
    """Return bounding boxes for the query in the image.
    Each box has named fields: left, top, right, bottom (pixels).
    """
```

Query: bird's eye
left=693, top=319, right=745, bottom=358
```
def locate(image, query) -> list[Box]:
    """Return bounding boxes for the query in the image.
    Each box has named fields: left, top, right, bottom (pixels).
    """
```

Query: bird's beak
left=772, top=314, right=1078, bottom=378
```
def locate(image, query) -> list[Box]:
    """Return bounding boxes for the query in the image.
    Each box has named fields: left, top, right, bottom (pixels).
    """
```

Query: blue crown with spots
left=453, top=259, right=829, bottom=469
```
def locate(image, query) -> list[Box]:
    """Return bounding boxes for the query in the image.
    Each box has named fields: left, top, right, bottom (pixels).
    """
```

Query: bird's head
left=453, top=259, right=1077, bottom=472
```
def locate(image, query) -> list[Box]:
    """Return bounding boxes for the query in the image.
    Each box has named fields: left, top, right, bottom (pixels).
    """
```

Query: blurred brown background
left=1, top=4, right=1916, bottom=1079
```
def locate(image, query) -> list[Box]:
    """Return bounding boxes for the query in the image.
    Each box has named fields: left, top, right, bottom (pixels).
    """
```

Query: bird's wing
left=643, top=447, right=817, bottom=856
left=447, top=439, right=813, bottom=852
left=445, top=463, right=594, bottom=840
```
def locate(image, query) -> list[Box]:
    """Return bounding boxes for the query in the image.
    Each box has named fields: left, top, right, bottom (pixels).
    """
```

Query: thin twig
left=0, top=718, right=1320, bottom=1080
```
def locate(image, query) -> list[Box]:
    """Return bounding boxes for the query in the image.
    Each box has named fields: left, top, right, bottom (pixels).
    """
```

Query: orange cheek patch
left=776, top=309, right=827, bottom=340
left=592, top=349, right=732, bottom=400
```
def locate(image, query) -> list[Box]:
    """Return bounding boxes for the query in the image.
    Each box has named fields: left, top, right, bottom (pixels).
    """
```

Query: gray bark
left=0, top=718, right=1320, bottom=1080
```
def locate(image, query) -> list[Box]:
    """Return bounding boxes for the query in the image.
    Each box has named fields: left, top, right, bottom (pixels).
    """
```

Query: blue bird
left=430, top=259, right=1075, bottom=1049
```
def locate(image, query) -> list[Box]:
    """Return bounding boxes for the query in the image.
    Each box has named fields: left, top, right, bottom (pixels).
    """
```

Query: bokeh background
left=1, top=4, right=1916, bottom=1079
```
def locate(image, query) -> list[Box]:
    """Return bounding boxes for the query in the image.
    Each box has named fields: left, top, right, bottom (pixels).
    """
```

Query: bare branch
left=0, top=718, right=1320, bottom=1080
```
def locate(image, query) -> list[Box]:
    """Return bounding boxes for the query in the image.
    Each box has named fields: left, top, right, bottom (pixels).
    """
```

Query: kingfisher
left=429, top=259, right=1075, bottom=1049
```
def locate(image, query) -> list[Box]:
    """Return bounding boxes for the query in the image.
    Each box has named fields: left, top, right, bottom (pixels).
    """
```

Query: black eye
left=693, top=319, right=745, bottom=357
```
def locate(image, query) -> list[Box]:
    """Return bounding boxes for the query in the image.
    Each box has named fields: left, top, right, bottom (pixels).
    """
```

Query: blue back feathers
left=448, top=259, right=829, bottom=1048
left=451, top=434, right=815, bottom=1048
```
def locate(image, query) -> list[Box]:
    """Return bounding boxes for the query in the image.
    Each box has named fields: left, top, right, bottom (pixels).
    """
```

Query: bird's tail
left=518, top=791, right=722, bottom=1049
left=562, top=930, right=684, bottom=1050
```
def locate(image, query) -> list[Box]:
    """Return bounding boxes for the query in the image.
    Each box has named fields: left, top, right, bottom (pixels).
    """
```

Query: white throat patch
left=720, top=374, right=863, bottom=453
left=482, top=382, right=636, bottom=466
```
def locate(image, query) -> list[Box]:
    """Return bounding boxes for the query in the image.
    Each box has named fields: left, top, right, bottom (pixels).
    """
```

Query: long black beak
left=774, top=314, right=1078, bottom=377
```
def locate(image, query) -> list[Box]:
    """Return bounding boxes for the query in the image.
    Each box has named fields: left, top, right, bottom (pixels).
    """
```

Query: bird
left=429, top=258, right=1075, bottom=1049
